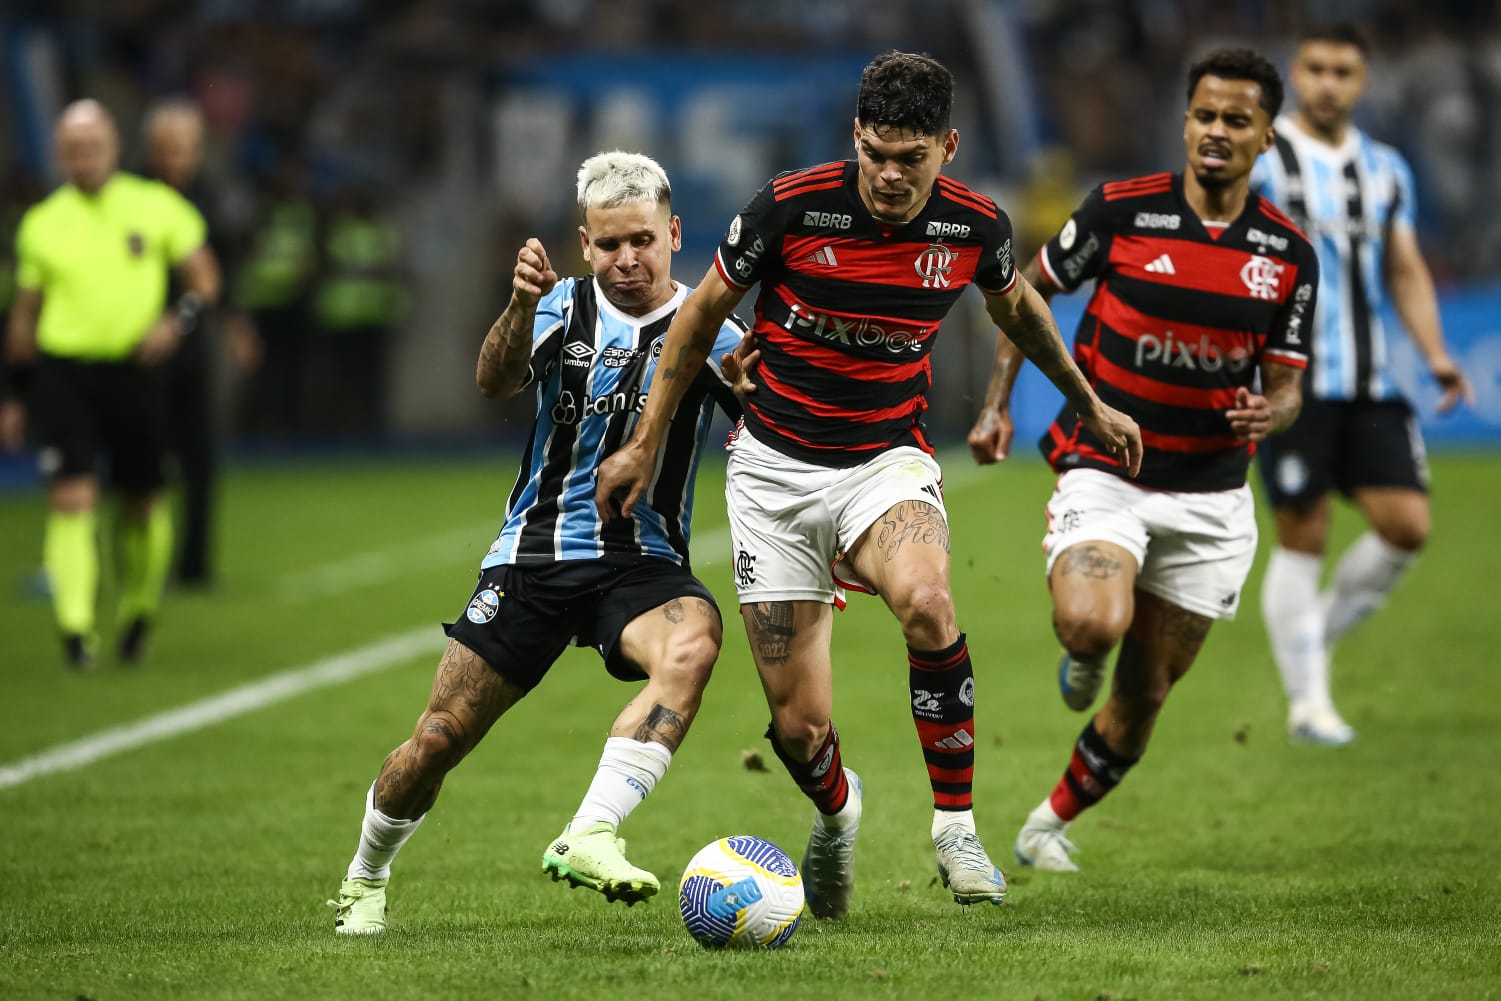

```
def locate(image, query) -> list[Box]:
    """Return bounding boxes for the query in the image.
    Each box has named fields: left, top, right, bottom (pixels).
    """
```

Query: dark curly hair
left=1186, top=47, right=1284, bottom=118
left=856, top=50, right=954, bottom=139
left=1300, top=22, right=1370, bottom=56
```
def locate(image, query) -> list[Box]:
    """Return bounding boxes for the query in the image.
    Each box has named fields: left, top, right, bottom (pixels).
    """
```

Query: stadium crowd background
left=2, top=0, right=1498, bottom=448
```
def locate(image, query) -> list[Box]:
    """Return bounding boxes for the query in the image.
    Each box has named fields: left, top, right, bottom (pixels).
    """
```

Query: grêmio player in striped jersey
left=969, top=48, right=1319, bottom=875
left=598, top=51, right=1140, bottom=917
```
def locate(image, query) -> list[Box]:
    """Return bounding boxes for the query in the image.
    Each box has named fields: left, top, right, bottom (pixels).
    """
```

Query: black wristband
left=4, top=362, right=36, bottom=401
left=174, top=292, right=205, bottom=336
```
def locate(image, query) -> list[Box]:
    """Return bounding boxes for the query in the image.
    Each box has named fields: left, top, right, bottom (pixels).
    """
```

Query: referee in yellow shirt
left=1, top=100, right=220, bottom=668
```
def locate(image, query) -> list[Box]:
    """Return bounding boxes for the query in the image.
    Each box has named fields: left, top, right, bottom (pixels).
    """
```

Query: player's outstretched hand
left=513, top=238, right=558, bottom=308
left=595, top=441, right=653, bottom=522
left=1226, top=385, right=1273, bottom=442
left=967, top=405, right=1014, bottom=465
left=1083, top=402, right=1143, bottom=477
left=1430, top=355, right=1474, bottom=414
left=721, top=331, right=761, bottom=399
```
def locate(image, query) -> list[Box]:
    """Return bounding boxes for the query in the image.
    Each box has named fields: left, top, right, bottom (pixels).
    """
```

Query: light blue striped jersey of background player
left=1250, top=114, right=1418, bottom=402
left=483, top=276, right=745, bottom=568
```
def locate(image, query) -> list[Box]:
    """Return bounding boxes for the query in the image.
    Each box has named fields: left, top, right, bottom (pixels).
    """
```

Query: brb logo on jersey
left=551, top=389, right=647, bottom=425
left=1240, top=255, right=1285, bottom=301
left=914, top=243, right=957, bottom=289
left=1135, top=331, right=1253, bottom=373
left=804, top=211, right=853, bottom=230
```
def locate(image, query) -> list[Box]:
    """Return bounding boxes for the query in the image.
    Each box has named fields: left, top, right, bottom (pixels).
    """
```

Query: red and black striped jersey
left=714, top=161, right=1017, bottom=466
left=1036, top=171, right=1318, bottom=491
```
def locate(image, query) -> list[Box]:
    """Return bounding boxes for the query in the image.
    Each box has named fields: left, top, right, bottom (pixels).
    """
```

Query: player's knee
left=894, top=578, right=956, bottom=640
left=1376, top=515, right=1429, bottom=553
left=1053, top=607, right=1124, bottom=660
left=653, top=630, right=718, bottom=694
left=411, top=713, right=468, bottom=771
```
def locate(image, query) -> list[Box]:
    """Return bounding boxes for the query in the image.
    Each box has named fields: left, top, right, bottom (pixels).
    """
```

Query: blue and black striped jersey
left=482, top=277, right=745, bottom=568
left=1251, top=115, right=1417, bottom=402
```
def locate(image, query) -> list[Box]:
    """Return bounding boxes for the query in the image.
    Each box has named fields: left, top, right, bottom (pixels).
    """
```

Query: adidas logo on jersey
left=1144, top=254, right=1176, bottom=274
left=804, top=245, right=839, bottom=268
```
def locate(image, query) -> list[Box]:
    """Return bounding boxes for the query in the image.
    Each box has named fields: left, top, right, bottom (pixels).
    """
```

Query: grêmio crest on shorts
left=713, top=161, right=1017, bottom=467
left=1037, top=171, right=1319, bottom=492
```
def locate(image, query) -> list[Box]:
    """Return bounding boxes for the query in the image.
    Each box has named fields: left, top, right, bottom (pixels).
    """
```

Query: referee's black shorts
left=33, top=353, right=170, bottom=492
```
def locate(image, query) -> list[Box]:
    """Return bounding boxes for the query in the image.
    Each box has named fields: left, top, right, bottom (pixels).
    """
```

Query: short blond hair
left=576, top=150, right=671, bottom=214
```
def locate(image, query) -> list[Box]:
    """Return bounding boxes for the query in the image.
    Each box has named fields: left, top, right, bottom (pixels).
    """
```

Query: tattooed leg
left=612, top=596, right=724, bottom=747
left=373, top=639, right=524, bottom=818
left=741, top=600, right=835, bottom=762
left=845, top=500, right=958, bottom=650
left=1049, top=541, right=1139, bottom=660
left=1094, top=589, right=1213, bottom=757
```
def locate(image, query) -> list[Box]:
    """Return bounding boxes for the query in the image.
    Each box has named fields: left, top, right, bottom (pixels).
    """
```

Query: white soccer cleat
left=934, top=825, right=1006, bottom=905
left=801, top=769, right=861, bottom=919
left=1014, top=822, right=1081, bottom=873
left=1288, top=703, right=1355, bottom=746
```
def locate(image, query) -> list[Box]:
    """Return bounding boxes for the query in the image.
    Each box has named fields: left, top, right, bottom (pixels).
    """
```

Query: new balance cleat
left=542, top=822, right=659, bottom=905
left=1288, top=704, right=1355, bottom=747
left=1014, top=822, right=1080, bottom=872
left=801, top=769, right=862, bottom=919
left=330, top=876, right=388, bottom=935
left=1058, top=652, right=1107, bottom=712
left=934, top=826, right=1006, bottom=906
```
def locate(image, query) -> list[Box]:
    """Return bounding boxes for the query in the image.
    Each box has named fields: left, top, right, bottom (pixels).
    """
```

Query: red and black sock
left=909, top=633, right=975, bottom=812
left=1048, top=720, right=1139, bottom=821
left=766, top=721, right=850, bottom=816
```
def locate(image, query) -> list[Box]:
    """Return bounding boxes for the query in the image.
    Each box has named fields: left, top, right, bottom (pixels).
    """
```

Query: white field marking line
left=0, top=627, right=444, bottom=792
left=1, top=450, right=998, bottom=791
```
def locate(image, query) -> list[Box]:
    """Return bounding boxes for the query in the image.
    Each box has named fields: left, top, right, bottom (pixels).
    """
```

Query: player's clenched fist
left=513, top=238, right=558, bottom=308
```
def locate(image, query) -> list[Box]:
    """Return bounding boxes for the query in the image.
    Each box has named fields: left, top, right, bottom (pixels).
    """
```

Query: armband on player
left=174, top=292, right=205, bottom=336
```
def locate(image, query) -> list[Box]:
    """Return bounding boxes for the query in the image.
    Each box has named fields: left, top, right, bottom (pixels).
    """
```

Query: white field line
left=1, top=450, right=1002, bottom=791
left=0, top=628, right=443, bottom=791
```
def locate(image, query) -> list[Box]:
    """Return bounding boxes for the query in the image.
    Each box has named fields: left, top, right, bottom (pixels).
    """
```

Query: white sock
left=346, top=783, right=425, bottom=881
left=1262, top=546, right=1332, bottom=713
left=571, top=737, right=672, bottom=832
left=1025, top=798, right=1068, bottom=831
left=932, top=807, right=975, bottom=840
left=1324, top=532, right=1417, bottom=645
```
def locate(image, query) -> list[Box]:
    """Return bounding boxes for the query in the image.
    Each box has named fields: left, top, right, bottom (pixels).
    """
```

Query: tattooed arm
left=594, top=264, right=746, bottom=519
left=477, top=238, right=558, bottom=399
left=976, top=259, right=1144, bottom=477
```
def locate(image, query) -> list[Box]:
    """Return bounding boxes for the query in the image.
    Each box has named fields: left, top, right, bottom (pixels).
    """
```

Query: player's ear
left=942, top=128, right=958, bottom=165
left=852, top=117, right=863, bottom=148
left=669, top=214, right=683, bottom=252
left=1259, top=123, right=1276, bottom=155
left=577, top=225, right=591, bottom=262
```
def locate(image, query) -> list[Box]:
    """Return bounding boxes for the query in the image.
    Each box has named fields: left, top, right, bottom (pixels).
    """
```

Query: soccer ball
left=678, top=835, right=804, bottom=949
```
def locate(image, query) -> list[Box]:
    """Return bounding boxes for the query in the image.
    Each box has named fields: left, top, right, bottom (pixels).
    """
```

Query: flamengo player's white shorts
left=1043, top=468, right=1257, bottom=620
left=724, top=423, right=947, bottom=604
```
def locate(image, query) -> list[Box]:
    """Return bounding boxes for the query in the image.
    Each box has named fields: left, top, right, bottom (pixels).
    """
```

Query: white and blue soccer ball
left=678, top=835, right=804, bottom=949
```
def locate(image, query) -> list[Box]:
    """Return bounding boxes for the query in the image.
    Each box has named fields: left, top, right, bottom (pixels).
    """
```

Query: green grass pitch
left=1, top=451, right=1496, bottom=1000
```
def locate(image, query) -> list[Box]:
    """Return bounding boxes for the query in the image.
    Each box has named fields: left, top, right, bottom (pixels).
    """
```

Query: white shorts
left=724, top=424, right=947, bottom=604
left=1043, top=469, right=1257, bottom=620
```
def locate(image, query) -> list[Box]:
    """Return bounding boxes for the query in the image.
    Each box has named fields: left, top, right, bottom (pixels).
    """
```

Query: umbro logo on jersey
left=804, top=245, right=839, bottom=268
left=1144, top=254, right=1177, bottom=274
left=562, top=341, right=596, bottom=368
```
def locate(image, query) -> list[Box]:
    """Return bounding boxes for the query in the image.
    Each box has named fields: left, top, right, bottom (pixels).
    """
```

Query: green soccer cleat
left=542, top=822, right=659, bottom=905
left=330, top=876, right=389, bottom=935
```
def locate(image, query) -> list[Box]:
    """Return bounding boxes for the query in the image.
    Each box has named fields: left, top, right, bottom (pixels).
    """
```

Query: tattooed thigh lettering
left=1058, top=544, right=1122, bottom=580
left=875, top=501, right=950, bottom=562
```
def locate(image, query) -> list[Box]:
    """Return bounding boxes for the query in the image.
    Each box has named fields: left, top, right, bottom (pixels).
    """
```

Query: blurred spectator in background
left=1, top=100, right=220, bottom=667
left=309, top=186, right=409, bottom=436
left=143, top=99, right=260, bottom=587
left=234, top=162, right=317, bottom=440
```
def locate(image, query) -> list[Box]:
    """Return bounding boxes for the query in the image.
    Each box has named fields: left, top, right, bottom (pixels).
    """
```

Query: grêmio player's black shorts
left=32, top=353, right=170, bottom=491
left=443, top=552, right=720, bottom=692
left=1257, top=397, right=1430, bottom=510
